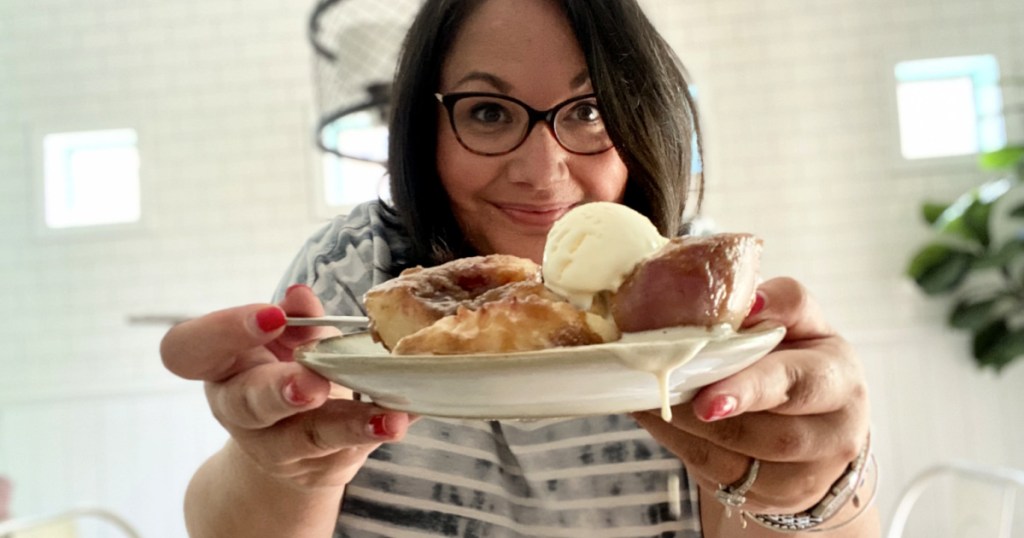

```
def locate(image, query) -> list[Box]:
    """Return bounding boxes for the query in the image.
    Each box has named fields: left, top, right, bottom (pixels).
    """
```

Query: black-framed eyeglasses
left=434, top=92, right=614, bottom=156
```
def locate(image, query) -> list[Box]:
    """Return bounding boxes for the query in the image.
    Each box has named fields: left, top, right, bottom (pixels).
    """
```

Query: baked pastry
left=364, top=254, right=540, bottom=351
left=392, top=290, right=619, bottom=355
left=611, top=233, right=762, bottom=332
left=364, top=254, right=541, bottom=350
left=365, top=256, right=620, bottom=355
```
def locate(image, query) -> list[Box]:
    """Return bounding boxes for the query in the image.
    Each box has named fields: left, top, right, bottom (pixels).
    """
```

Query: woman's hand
left=161, top=284, right=415, bottom=491
left=632, top=277, right=877, bottom=534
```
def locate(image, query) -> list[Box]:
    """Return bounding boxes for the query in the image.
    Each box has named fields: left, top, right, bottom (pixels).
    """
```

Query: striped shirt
left=275, top=201, right=703, bottom=537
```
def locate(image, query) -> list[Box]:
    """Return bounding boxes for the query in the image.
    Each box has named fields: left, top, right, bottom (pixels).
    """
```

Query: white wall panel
left=0, top=388, right=227, bottom=538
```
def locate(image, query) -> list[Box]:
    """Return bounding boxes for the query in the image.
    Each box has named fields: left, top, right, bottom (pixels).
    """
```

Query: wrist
left=224, top=439, right=346, bottom=496
left=187, top=440, right=345, bottom=537
left=743, top=433, right=878, bottom=533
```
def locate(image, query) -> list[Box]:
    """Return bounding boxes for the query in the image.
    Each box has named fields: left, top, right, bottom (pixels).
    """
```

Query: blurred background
left=1, top=0, right=1023, bottom=536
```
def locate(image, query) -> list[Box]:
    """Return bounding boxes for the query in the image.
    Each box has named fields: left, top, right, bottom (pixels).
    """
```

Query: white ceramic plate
left=297, top=323, right=786, bottom=419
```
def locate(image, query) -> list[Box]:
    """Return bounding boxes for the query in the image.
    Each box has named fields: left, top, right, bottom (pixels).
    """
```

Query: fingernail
left=702, top=395, right=738, bottom=422
left=255, top=306, right=286, bottom=332
left=282, top=377, right=313, bottom=406
left=368, top=414, right=396, bottom=438
left=748, top=293, right=765, bottom=317
left=285, top=284, right=309, bottom=296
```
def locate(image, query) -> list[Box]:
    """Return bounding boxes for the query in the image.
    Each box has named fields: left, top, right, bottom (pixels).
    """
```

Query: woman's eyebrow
left=452, top=72, right=512, bottom=93
left=451, top=69, right=591, bottom=93
left=570, top=70, right=590, bottom=89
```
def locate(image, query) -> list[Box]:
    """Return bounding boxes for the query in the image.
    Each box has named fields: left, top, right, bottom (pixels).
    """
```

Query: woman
left=161, top=0, right=878, bottom=536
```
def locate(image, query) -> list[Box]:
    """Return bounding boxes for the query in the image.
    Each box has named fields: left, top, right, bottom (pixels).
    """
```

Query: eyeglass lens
left=449, top=95, right=611, bottom=155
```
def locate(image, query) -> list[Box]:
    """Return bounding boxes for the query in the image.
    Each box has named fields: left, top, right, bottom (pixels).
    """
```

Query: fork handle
left=285, top=315, right=369, bottom=327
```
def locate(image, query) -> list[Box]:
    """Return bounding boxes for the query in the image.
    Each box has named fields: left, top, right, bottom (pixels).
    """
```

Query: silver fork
left=285, top=316, right=370, bottom=330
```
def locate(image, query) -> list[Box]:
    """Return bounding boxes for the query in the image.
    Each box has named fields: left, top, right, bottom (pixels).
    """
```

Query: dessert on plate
left=364, top=202, right=762, bottom=356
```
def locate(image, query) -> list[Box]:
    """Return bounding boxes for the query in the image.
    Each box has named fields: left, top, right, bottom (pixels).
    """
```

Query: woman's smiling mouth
left=494, top=203, right=578, bottom=227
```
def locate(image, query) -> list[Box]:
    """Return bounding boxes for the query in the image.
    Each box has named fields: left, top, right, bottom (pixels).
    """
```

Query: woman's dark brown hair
left=384, top=0, right=703, bottom=267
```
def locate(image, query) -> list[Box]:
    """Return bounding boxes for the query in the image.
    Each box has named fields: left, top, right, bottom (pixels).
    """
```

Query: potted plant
left=906, top=146, right=1024, bottom=371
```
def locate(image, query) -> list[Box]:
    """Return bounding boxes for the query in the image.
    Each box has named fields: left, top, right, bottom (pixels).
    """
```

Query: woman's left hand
left=632, top=277, right=873, bottom=525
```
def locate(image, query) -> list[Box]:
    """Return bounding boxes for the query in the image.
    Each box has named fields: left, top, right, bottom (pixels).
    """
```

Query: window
left=895, top=55, right=1005, bottom=160
left=321, top=154, right=390, bottom=209
left=42, top=129, right=140, bottom=229
left=319, top=110, right=390, bottom=212
left=689, top=86, right=702, bottom=175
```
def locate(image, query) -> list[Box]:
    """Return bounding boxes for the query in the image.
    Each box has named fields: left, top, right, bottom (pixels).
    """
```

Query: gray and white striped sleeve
left=272, top=201, right=408, bottom=316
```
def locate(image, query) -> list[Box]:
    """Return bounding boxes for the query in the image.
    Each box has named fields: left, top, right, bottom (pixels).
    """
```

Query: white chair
left=888, top=460, right=1024, bottom=538
left=0, top=507, right=141, bottom=538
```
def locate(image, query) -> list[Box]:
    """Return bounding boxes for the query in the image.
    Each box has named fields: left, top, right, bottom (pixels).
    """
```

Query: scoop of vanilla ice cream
left=542, top=202, right=668, bottom=309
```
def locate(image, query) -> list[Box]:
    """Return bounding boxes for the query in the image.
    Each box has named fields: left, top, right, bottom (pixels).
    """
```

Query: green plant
left=906, top=146, right=1024, bottom=371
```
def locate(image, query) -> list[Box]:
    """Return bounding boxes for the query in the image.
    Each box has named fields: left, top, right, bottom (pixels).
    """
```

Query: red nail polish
left=703, top=395, right=737, bottom=421
left=369, top=414, right=393, bottom=438
left=748, top=293, right=765, bottom=317
left=255, top=307, right=286, bottom=332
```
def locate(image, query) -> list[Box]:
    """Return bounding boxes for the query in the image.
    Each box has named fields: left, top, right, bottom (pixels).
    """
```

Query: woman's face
left=437, top=0, right=629, bottom=264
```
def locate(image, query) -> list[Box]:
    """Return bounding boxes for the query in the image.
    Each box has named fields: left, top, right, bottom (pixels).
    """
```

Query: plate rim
left=295, top=322, right=786, bottom=419
left=297, top=322, right=785, bottom=366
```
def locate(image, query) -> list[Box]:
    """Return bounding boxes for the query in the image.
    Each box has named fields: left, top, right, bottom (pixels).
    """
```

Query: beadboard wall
left=1, top=0, right=1023, bottom=536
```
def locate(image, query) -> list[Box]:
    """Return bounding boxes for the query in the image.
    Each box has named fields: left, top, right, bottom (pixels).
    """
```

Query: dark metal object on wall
left=308, top=0, right=422, bottom=164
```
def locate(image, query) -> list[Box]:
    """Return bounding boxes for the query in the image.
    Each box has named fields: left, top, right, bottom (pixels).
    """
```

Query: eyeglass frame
left=434, top=91, right=614, bottom=156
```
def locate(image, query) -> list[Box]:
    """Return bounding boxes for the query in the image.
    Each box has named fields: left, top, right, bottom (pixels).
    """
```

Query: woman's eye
left=569, top=103, right=601, bottom=122
left=469, top=103, right=512, bottom=123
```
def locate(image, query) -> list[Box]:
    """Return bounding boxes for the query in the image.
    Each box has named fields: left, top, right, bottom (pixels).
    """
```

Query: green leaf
left=949, top=297, right=1003, bottom=330
left=906, top=243, right=975, bottom=295
left=972, top=320, right=1024, bottom=371
left=978, top=146, right=1024, bottom=171
left=974, top=240, right=1024, bottom=269
left=931, top=181, right=1010, bottom=246
left=963, top=201, right=992, bottom=246
left=922, top=202, right=950, bottom=225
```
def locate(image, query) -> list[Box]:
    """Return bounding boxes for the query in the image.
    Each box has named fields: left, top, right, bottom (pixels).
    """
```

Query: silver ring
left=715, top=458, right=761, bottom=509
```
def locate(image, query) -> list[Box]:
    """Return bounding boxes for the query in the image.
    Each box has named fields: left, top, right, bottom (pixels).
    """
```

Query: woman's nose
left=505, top=123, right=570, bottom=189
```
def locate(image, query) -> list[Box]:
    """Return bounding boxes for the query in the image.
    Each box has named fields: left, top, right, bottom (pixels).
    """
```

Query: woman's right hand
left=160, top=284, right=415, bottom=491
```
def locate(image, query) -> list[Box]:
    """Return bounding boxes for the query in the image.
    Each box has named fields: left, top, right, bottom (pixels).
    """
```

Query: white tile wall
left=1, top=0, right=324, bottom=536
left=1, top=0, right=1022, bottom=536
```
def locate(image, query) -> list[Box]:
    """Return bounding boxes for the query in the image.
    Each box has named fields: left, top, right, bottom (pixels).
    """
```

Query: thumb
left=274, top=284, right=334, bottom=351
left=740, top=277, right=833, bottom=341
left=161, top=304, right=287, bottom=381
